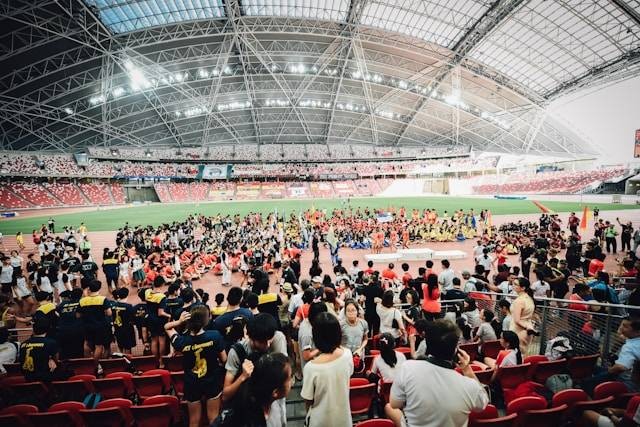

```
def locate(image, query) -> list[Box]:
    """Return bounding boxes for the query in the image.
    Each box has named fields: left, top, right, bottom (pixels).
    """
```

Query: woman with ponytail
left=165, top=305, right=227, bottom=427
left=486, top=331, right=522, bottom=379
left=371, top=333, right=406, bottom=387
left=510, top=277, right=535, bottom=354
left=213, top=353, right=292, bottom=427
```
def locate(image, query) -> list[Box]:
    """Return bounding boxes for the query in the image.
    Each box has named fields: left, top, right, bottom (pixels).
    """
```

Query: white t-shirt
left=499, top=349, right=519, bottom=368
left=439, top=269, right=456, bottom=291
left=301, top=348, right=354, bottom=427
left=377, top=305, right=403, bottom=339
left=532, top=280, right=550, bottom=298
left=473, top=246, right=485, bottom=259
left=391, top=360, right=489, bottom=427
left=476, top=255, right=493, bottom=272
left=372, top=351, right=407, bottom=383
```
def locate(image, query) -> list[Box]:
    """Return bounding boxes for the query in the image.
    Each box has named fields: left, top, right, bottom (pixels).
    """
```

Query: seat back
left=551, top=388, right=589, bottom=409
left=92, top=378, right=127, bottom=399
left=567, top=354, right=599, bottom=380
left=473, top=413, right=518, bottom=426
left=475, top=369, right=495, bottom=385
left=27, top=410, right=77, bottom=427
left=572, top=396, right=615, bottom=413
left=497, top=364, right=531, bottom=390
left=133, top=374, right=165, bottom=398
left=395, top=347, right=412, bottom=359
left=349, top=377, right=370, bottom=387
left=459, top=343, right=480, bottom=361
left=594, top=381, right=629, bottom=400
left=379, top=381, right=393, bottom=404
left=49, top=401, right=85, bottom=426
left=9, top=382, right=49, bottom=406
left=141, top=369, right=171, bottom=390
left=80, top=407, right=127, bottom=427
left=50, top=380, right=91, bottom=402
left=349, top=383, right=376, bottom=415
left=469, top=404, right=499, bottom=425
left=161, top=355, right=183, bottom=372
left=506, top=396, right=547, bottom=415
left=105, top=372, right=134, bottom=394
left=354, top=419, right=395, bottom=427
left=533, top=359, right=567, bottom=383
left=67, top=358, right=97, bottom=376
left=130, top=403, right=173, bottom=427
left=98, top=358, right=129, bottom=376
left=95, top=398, right=133, bottom=426
left=143, top=395, right=180, bottom=423
left=519, top=405, right=567, bottom=427
left=169, top=371, right=184, bottom=396
left=0, top=404, right=39, bottom=415
left=482, top=340, right=504, bottom=360
left=131, top=356, right=158, bottom=372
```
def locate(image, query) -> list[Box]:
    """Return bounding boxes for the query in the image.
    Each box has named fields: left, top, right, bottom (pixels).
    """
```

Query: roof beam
left=392, top=0, right=528, bottom=145
left=225, top=0, right=261, bottom=145
left=608, top=0, right=640, bottom=28
left=544, top=47, right=640, bottom=101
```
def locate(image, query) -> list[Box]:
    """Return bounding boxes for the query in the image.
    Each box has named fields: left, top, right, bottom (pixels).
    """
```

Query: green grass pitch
left=0, top=196, right=636, bottom=235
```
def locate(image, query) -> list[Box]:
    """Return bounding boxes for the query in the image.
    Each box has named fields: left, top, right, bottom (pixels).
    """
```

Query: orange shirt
left=421, top=284, right=441, bottom=313
left=382, top=269, right=398, bottom=280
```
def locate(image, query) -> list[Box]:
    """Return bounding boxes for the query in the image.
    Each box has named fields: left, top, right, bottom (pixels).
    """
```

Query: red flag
left=580, top=206, right=589, bottom=232
left=532, top=200, right=554, bottom=214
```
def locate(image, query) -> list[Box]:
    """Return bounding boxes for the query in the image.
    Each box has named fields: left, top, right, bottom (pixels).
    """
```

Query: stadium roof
left=1, top=0, right=639, bottom=157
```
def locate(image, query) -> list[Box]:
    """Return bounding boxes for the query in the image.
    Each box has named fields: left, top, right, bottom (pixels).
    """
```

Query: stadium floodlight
left=112, top=87, right=125, bottom=98
left=223, top=66, right=232, bottom=75
left=352, top=70, right=362, bottom=79
left=64, top=107, right=73, bottom=115
left=125, top=62, right=152, bottom=91
left=212, top=68, right=220, bottom=76
left=174, top=73, right=184, bottom=82
left=398, top=80, right=408, bottom=89
left=198, top=69, right=209, bottom=78
left=175, top=111, right=182, bottom=117
left=89, top=95, right=105, bottom=105
left=145, top=150, right=152, bottom=157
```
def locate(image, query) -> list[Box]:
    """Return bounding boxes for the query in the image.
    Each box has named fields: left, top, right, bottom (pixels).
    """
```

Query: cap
left=281, top=282, right=293, bottom=293
left=311, top=276, right=322, bottom=283
left=461, top=270, right=471, bottom=276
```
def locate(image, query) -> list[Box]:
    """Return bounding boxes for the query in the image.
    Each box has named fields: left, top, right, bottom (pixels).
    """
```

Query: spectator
left=438, top=259, right=455, bottom=290
left=385, top=319, right=489, bottom=426
left=19, top=317, right=66, bottom=382
left=0, top=326, right=17, bottom=375
left=371, top=333, right=406, bottom=386
left=340, top=300, right=368, bottom=356
left=510, top=277, right=535, bottom=353
left=421, top=273, right=441, bottom=321
left=300, top=312, right=354, bottom=427
left=376, top=290, right=406, bottom=342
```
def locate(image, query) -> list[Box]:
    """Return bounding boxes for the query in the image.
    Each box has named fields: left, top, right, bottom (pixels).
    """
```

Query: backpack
left=544, top=335, right=574, bottom=360
left=545, top=374, right=573, bottom=394
left=83, top=392, right=103, bottom=409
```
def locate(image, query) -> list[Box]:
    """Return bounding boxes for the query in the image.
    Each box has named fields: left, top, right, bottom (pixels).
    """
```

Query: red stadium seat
left=132, top=374, right=166, bottom=398
left=473, top=413, right=517, bottom=426
left=130, top=403, right=173, bottom=427
left=99, top=358, right=129, bottom=376
left=459, top=343, right=480, bottom=361
left=572, top=396, right=615, bottom=415
left=506, top=396, right=547, bottom=415
left=0, top=404, right=39, bottom=416
left=395, top=347, right=412, bottom=359
left=551, top=389, right=589, bottom=410
left=532, top=359, right=566, bottom=383
left=523, top=355, right=548, bottom=364
left=131, top=355, right=158, bottom=372
left=27, top=410, right=79, bottom=427
left=92, top=377, right=129, bottom=399
left=143, top=395, right=180, bottom=424
left=80, top=407, right=129, bottom=427
left=170, top=371, right=184, bottom=398
left=349, top=382, right=377, bottom=415
left=50, top=379, right=92, bottom=402
left=161, top=354, right=183, bottom=372
left=95, top=398, right=134, bottom=426
left=519, top=404, right=567, bottom=427
left=67, top=358, right=97, bottom=376
left=0, top=413, right=27, bottom=427
left=105, top=372, right=135, bottom=394
left=142, top=369, right=172, bottom=390
left=594, top=381, right=629, bottom=400
left=475, top=369, right=495, bottom=386
left=0, top=375, right=26, bottom=388
left=354, top=420, right=395, bottom=427
left=469, top=404, right=499, bottom=426
left=0, top=404, right=38, bottom=427
left=48, top=401, right=85, bottom=427
left=364, top=355, right=375, bottom=372
left=10, top=382, right=49, bottom=405
left=482, top=340, right=503, bottom=360
left=567, top=354, right=599, bottom=381
left=350, top=378, right=370, bottom=387
left=497, top=364, right=531, bottom=391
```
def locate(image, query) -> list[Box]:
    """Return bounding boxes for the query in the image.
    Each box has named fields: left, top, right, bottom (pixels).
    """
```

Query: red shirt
left=382, top=269, right=398, bottom=280
left=588, top=259, right=604, bottom=277
left=402, top=273, right=412, bottom=287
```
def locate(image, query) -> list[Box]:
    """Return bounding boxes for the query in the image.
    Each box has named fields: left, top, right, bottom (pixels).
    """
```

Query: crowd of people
left=0, top=206, right=639, bottom=426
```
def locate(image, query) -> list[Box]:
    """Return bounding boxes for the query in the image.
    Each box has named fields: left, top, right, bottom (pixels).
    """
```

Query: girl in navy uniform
left=112, top=288, right=136, bottom=355
left=79, top=280, right=112, bottom=360
left=56, top=289, right=85, bottom=359
left=166, top=305, right=227, bottom=427
left=145, top=282, right=171, bottom=360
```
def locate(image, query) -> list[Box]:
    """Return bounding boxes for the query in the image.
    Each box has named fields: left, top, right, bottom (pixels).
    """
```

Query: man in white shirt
left=472, top=241, right=485, bottom=259
left=438, top=260, right=455, bottom=291
left=386, top=319, right=489, bottom=427
left=461, top=270, right=477, bottom=293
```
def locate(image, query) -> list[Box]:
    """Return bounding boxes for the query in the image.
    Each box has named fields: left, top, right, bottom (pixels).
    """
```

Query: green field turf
left=0, top=196, right=636, bottom=235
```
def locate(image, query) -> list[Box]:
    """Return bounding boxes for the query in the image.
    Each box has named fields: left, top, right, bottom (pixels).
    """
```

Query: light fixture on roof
left=198, top=69, right=209, bottom=78
left=125, top=61, right=151, bottom=91
left=145, top=150, right=152, bottom=157
left=352, top=70, right=362, bottom=79
left=212, top=68, right=219, bottom=76
left=398, top=80, right=408, bottom=89
left=112, top=87, right=125, bottom=98
left=63, top=107, right=73, bottom=115
left=110, top=148, right=119, bottom=156
left=174, top=73, right=184, bottom=82
left=223, top=66, right=232, bottom=74
left=89, top=95, right=105, bottom=105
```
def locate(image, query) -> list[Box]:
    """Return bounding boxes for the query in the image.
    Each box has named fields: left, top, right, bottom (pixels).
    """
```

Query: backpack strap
left=232, top=342, right=247, bottom=377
